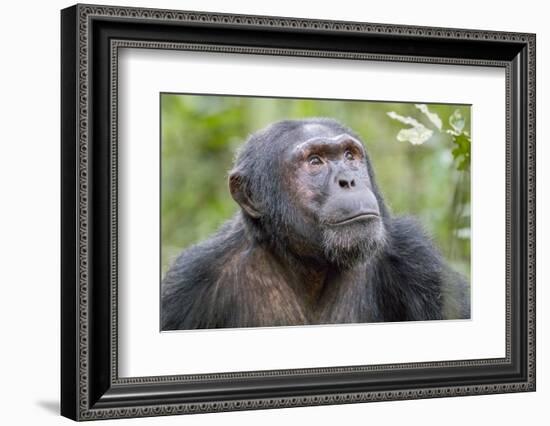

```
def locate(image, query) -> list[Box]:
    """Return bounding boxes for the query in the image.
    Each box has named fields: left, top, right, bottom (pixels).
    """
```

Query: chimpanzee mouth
left=327, top=212, right=379, bottom=226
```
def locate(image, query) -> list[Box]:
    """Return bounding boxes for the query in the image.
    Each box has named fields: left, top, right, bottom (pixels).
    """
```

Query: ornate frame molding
left=61, top=4, right=535, bottom=421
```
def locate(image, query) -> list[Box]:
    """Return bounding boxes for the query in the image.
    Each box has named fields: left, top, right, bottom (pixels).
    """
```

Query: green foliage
left=387, top=103, right=471, bottom=272
left=453, top=133, right=471, bottom=171
left=447, top=110, right=471, bottom=171
left=388, top=104, right=471, bottom=171
left=161, top=95, right=471, bottom=278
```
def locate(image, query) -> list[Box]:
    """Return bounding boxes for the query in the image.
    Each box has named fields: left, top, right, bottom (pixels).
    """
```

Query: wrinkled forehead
left=289, top=123, right=346, bottom=142
left=293, top=134, right=364, bottom=154
left=279, top=123, right=361, bottom=150
left=282, top=124, right=363, bottom=156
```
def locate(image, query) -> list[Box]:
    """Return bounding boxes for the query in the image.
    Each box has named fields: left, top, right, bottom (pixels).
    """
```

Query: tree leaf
left=449, top=109, right=465, bottom=133
left=396, top=127, right=433, bottom=145
left=388, top=111, right=434, bottom=145
left=387, top=111, right=423, bottom=128
left=415, top=104, right=442, bottom=130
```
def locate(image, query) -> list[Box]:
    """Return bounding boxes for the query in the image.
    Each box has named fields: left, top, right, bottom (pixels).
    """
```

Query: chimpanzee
left=161, top=118, right=470, bottom=330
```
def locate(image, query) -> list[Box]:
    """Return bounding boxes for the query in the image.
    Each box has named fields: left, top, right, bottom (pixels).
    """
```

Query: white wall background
left=0, top=0, right=546, bottom=424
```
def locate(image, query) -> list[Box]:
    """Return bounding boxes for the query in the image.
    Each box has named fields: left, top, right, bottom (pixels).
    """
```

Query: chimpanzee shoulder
left=370, top=216, right=467, bottom=322
left=161, top=214, right=311, bottom=330
left=161, top=216, right=246, bottom=330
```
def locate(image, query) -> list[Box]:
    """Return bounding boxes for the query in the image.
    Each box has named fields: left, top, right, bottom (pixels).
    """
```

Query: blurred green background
left=161, top=94, right=471, bottom=278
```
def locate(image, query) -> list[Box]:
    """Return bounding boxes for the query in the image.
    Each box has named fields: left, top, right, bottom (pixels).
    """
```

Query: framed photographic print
left=60, top=3, right=536, bottom=421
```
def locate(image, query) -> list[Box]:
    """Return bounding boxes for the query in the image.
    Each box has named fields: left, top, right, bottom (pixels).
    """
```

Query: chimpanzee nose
left=335, top=169, right=357, bottom=190
left=338, top=178, right=356, bottom=189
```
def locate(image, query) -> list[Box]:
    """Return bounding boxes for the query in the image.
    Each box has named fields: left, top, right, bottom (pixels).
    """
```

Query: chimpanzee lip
left=327, top=212, right=379, bottom=226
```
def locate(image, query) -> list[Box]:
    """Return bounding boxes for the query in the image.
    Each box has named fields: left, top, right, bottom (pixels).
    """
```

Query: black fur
left=162, top=118, right=470, bottom=330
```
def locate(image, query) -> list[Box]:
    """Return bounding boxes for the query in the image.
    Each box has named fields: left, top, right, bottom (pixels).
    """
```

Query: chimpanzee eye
left=308, top=155, right=323, bottom=166
left=344, top=150, right=355, bottom=161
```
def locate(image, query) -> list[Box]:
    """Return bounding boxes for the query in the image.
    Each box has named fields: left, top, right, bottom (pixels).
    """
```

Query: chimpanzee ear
left=228, top=171, right=262, bottom=219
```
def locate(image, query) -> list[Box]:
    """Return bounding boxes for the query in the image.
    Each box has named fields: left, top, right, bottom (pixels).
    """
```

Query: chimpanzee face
left=283, top=129, right=387, bottom=267
left=229, top=120, right=387, bottom=268
left=288, top=133, right=379, bottom=225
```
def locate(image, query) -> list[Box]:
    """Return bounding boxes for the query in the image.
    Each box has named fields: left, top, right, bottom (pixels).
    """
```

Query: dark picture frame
left=61, top=3, right=536, bottom=421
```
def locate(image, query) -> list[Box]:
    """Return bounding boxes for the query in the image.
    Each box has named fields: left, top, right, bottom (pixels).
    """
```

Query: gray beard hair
left=321, top=221, right=387, bottom=269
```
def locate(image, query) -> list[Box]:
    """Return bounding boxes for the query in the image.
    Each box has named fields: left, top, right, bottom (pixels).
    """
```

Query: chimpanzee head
left=229, top=118, right=388, bottom=268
